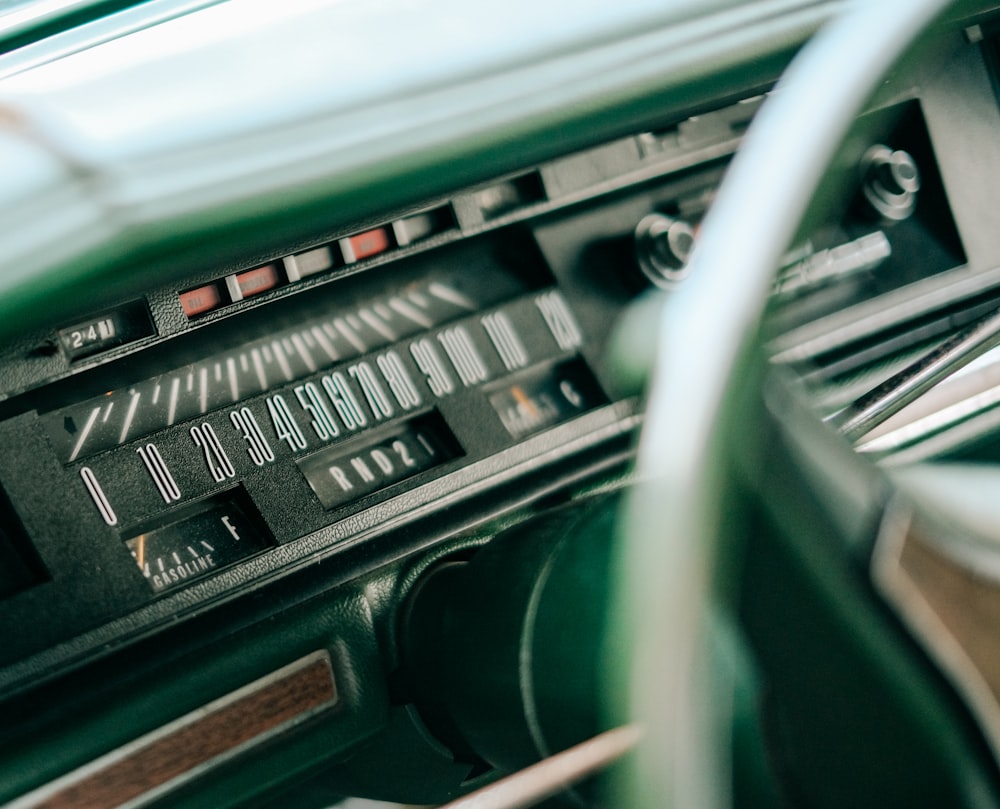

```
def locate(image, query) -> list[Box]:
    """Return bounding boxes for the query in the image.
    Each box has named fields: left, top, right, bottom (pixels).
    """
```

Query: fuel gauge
left=125, top=490, right=272, bottom=594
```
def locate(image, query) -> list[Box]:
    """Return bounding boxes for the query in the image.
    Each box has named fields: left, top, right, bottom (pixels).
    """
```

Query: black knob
left=860, top=144, right=920, bottom=222
left=633, top=213, right=696, bottom=287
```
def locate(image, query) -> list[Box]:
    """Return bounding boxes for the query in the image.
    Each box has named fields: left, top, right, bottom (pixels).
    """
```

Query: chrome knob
left=861, top=144, right=920, bottom=222
left=633, top=212, right=696, bottom=287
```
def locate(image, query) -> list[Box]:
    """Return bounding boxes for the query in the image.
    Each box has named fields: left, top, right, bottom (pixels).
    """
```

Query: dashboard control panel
left=0, top=220, right=635, bottom=672
left=0, top=85, right=978, bottom=693
left=0, top=83, right=773, bottom=688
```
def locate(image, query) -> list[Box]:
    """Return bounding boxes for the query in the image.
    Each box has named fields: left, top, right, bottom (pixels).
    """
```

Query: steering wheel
left=615, top=0, right=1000, bottom=807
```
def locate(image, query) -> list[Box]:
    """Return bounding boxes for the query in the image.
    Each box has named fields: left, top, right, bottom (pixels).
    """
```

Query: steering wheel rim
left=615, top=0, right=977, bottom=805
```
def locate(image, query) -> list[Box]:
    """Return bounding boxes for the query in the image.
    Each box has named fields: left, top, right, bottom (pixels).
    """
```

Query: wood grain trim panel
left=898, top=534, right=1000, bottom=702
left=16, top=650, right=337, bottom=809
left=873, top=505, right=1000, bottom=762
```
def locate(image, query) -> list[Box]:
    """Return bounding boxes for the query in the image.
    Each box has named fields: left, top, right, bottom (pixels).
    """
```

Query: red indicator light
left=179, top=284, right=223, bottom=318
left=342, top=228, right=392, bottom=263
left=236, top=264, right=280, bottom=298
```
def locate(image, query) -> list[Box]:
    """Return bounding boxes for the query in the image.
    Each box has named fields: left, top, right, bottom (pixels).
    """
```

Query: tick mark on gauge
left=68, top=406, right=101, bottom=462
left=167, top=377, right=180, bottom=425
left=198, top=366, right=209, bottom=413
left=407, top=290, right=430, bottom=310
left=359, top=308, right=396, bottom=341
left=271, top=340, right=293, bottom=381
left=251, top=348, right=268, bottom=390
left=119, top=391, right=141, bottom=443
left=290, top=333, right=317, bottom=372
left=429, top=282, right=476, bottom=311
left=311, top=326, right=339, bottom=362
left=389, top=296, right=433, bottom=328
left=226, top=357, right=239, bottom=401
left=333, top=318, right=366, bottom=353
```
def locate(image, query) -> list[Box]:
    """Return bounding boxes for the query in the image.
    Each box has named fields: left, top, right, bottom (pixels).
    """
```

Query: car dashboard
left=5, top=1, right=1000, bottom=807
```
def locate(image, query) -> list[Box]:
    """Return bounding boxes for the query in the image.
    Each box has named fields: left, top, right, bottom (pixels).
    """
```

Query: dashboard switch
left=234, top=264, right=281, bottom=299
left=340, top=227, right=394, bottom=263
left=284, top=246, right=336, bottom=281
left=179, top=283, right=225, bottom=318
left=473, top=171, right=547, bottom=221
left=392, top=205, right=456, bottom=246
